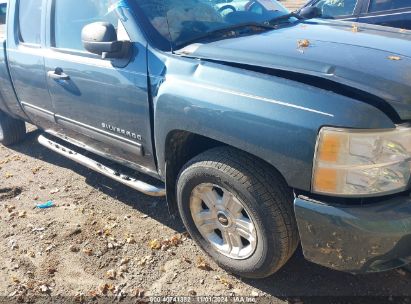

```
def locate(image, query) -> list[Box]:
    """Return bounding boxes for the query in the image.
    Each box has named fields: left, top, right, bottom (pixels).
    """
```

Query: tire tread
left=178, top=146, right=299, bottom=278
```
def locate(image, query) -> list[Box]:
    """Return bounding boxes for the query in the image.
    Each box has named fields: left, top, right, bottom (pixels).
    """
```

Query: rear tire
left=0, top=111, right=26, bottom=146
left=176, top=147, right=299, bottom=278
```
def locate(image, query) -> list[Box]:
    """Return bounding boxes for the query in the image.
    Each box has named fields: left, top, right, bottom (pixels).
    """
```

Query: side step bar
left=38, top=135, right=166, bottom=197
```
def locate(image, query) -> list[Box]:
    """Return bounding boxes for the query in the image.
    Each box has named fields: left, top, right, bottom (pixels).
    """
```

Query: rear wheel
left=0, top=112, right=26, bottom=146
left=177, top=147, right=299, bottom=278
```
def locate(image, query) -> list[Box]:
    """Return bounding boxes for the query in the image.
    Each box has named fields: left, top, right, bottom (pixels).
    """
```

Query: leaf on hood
left=351, top=24, right=360, bottom=33
left=297, top=39, right=310, bottom=48
left=388, top=55, right=401, bottom=61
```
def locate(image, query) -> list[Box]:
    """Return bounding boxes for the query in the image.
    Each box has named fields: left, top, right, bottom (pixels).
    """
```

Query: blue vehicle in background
left=1, top=0, right=411, bottom=279
left=203, top=0, right=288, bottom=16
left=299, top=0, right=411, bottom=29
left=0, top=1, right=7, bottom=25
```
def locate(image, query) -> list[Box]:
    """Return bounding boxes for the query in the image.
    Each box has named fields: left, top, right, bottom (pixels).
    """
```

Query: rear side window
left=53, top=0, right=122, bottom=51
left=19, top=0, right=42, bottom=44
left=369, top=0, right=411, bottom=12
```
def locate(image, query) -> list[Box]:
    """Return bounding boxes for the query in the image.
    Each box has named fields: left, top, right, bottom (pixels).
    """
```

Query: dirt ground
left=0, top=126, right=411, bottom=303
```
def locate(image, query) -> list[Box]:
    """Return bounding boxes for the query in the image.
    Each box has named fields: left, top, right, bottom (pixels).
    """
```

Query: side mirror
left=299, top=7, right=321, bottom=19
left=81, top=22, right=130, bottom=59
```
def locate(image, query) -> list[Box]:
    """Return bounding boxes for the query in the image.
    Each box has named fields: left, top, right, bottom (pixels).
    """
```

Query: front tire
left=0, top=111, right=26, bottom=146
left=177, top=147, right=299, bottom=278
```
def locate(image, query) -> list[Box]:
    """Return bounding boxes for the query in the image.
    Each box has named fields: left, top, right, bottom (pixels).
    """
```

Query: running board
left=38, top=134, right=166, bottom=197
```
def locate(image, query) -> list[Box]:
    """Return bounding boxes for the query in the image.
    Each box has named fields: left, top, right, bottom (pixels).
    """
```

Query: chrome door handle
left=48, top=67, right=70, bottom=81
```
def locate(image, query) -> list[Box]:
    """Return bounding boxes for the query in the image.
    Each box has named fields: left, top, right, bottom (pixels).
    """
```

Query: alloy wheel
left=189, top=183, right=257, bottom=260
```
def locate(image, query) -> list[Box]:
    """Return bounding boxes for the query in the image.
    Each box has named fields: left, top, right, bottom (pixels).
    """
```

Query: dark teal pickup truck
left=1, top=0, right=411, bottom=279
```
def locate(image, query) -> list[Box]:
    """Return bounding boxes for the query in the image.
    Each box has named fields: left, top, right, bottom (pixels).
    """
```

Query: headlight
left=312, top=126, right=411, bottom=197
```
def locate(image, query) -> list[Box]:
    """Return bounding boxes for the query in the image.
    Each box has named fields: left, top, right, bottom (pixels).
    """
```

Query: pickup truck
left=1, top=0, right=411, bottom=279
left=299, top=0, right=411, bottom=29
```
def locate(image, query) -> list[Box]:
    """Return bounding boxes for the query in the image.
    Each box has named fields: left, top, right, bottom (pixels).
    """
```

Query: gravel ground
left=0, top=126, right=411, bottom=303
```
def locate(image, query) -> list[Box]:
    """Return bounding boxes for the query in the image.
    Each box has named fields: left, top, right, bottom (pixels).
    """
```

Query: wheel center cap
left=217, top=213, right=229, bottom=226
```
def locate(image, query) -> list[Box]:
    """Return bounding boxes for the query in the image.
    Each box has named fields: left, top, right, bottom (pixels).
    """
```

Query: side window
left=19, top=0, right=42, bottom=44
left=369, top=0, right=410, bottom=12
left=313, top=0, right=358, bottom=18
left=53, top=0, right=128, bottom=52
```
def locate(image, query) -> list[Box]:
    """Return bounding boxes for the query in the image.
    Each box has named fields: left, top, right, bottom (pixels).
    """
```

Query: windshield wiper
left=176, top=22, right=276, bottom=49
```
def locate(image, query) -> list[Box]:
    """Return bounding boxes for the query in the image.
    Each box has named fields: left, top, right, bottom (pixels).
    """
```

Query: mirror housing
left=81, top=22, right=130, bottom=59
left=299, top=7, right=321, bottom=19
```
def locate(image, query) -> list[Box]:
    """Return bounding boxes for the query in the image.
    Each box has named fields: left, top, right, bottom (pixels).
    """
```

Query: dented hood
left=181, top=20, right=411, bottom=120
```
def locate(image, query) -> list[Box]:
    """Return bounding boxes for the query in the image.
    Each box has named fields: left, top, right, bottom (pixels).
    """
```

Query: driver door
left=44, top=0, right=157, bottom=173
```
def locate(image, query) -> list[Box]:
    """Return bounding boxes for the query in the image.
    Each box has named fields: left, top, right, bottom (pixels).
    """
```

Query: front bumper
left=294, top=194, right=411, bottom=273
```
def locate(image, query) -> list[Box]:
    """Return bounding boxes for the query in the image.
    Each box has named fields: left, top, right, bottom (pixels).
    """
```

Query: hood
left=179, top=19, right=411, bottom=121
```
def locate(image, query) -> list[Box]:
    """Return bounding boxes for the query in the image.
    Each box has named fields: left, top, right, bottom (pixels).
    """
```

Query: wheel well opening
left=164, top=130, right=224, bottom=214
left=164, top=130, right=292, bottom=216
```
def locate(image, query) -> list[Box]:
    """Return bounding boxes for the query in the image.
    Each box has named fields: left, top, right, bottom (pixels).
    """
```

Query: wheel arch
left=163, top=129, right=290, bottom=215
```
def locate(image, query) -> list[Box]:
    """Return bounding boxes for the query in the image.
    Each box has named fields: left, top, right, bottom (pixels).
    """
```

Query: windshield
left=132, top=0, right=292, bottom=49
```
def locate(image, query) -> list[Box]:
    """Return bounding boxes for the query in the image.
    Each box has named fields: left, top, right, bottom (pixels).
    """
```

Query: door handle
left=48, top=67, right=70, bottom=81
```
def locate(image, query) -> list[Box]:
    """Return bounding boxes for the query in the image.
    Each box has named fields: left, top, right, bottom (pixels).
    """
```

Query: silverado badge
left=101, top=123, right=142, bottom=141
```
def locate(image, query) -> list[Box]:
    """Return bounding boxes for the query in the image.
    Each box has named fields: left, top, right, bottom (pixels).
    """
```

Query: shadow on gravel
left=242, top=249, right=411, bottom=299
left=9, top=129, right=184, bottom=233
left=8, top=129, right=411, bottom=300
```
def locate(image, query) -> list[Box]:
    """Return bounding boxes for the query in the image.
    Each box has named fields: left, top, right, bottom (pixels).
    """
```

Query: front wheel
left=177, top=147, right=299, bottom=278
